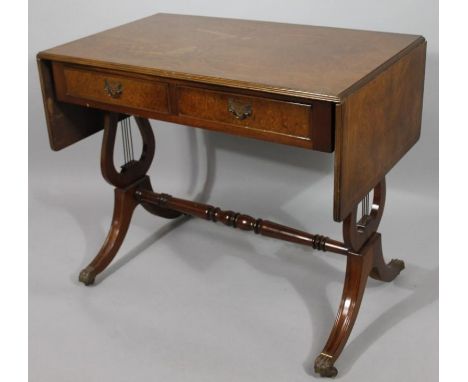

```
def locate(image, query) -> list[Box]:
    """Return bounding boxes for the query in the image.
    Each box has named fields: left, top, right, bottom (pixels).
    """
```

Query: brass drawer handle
left=104, top=79, right=124, bottom=98
left=228, top=98, right=252, bottom=120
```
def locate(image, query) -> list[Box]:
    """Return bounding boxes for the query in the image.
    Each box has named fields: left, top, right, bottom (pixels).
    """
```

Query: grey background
left=29, top=1, right=438, bottom=381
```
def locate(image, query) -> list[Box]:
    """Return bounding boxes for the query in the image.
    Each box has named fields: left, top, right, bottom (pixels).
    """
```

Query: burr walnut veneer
left=37, top=13, right=426, bottom=377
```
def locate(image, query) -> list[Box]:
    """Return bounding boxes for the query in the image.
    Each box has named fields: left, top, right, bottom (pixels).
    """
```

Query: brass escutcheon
left=104, top=79, right=124, bottom=98
left=228, top=98, right=252, bottom=120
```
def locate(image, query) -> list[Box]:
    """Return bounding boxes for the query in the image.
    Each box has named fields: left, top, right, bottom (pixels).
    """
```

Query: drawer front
left=177, top=86, right=313, bottom=141
left=53, top=63, right=170, bottom=114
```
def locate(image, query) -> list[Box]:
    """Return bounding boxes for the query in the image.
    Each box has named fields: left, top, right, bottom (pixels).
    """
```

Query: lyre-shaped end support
left=101, top=113, right=155, bottom=188
left=79, top=112, right=181, bottom=286
left=343, top=179, right=386, bottom=252
left=342, top=178, right=405, bottom=282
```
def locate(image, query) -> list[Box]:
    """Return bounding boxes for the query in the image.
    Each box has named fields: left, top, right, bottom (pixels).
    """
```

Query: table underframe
left=78, top=112, right=405, bottom=378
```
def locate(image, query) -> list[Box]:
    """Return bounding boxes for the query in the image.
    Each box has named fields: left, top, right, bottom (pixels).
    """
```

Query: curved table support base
left=78, top=176, right=181, bottom=286
left=79, top=181, right=140, bottom=285
left=78, top=115, right=405, bottom=376
left=370, top=234, right=405, bottom=282
left=314, top=178, right=405, bottom=377
left=79, top=112, right=181, bottom=285
left=314, top=233, right=377, bottom=377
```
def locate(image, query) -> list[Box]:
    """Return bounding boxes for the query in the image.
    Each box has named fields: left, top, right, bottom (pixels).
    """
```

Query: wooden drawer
left=50, top=62, right=333, bottom=151
left=52, top=63, right=170, bottom=114
left=177, top=86, right=310, bottom=138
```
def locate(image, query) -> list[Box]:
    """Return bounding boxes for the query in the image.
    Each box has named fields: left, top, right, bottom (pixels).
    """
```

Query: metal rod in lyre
left=120, top=117, right=135, bottom=164
left=128, top=119, right=135, bottom=160
left=121, top=119, right=128, bottom=163
left=361, top=193, right=370, bottom=220
left=135, top=189, right=351, bottom=256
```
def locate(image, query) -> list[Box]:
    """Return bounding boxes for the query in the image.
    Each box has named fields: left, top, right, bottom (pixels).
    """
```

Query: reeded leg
left=78, top=181, right=140, bottom=285
left=314, top=178, right=406, bottom=377
left=314, top=234, right=377, bottom=377
left=369, top=233, right=405, bottom=282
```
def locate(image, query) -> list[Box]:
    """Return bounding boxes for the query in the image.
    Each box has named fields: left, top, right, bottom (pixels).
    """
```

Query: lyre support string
left=121, top=118, right=128, bottom=164
left=360, top=193, right=370, bottom=220
left=128, top=118, right=135, bottom=161
left=124, top=118, right=130, bottom=162
left=361, top=195, right=365, bottom=219
left=120, top=117, right=136, bottom=164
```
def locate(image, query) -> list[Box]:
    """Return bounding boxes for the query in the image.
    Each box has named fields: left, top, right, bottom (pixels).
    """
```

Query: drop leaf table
left=37, top=13, right=426, bottom=377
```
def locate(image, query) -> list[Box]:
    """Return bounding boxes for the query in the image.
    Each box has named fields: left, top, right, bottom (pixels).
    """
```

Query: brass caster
left=79, top=266, right=96, bottom=286
left=389, top=258, right=405, bottom=273
left=314, top=353, right=338, bottom=378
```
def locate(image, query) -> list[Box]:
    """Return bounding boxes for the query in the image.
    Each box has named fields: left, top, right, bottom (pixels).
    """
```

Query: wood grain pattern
left=37, top=58, right=105, bottom=150
left=37, top=13, right=423, bottom=102
left=333, top=40, right=426, bottom=221
left=36, top=13, right=423, bottom=375
left=176, top=86, right=316, bottom=146
left=37, top=13, right=427, bottom=222
left=54, top=63, right=170, bottom=114
left=50, top=61, right=334, bottom=151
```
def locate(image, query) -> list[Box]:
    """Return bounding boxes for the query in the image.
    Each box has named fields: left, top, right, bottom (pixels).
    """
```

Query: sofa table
left=37, top=13, right=426, bottom=377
